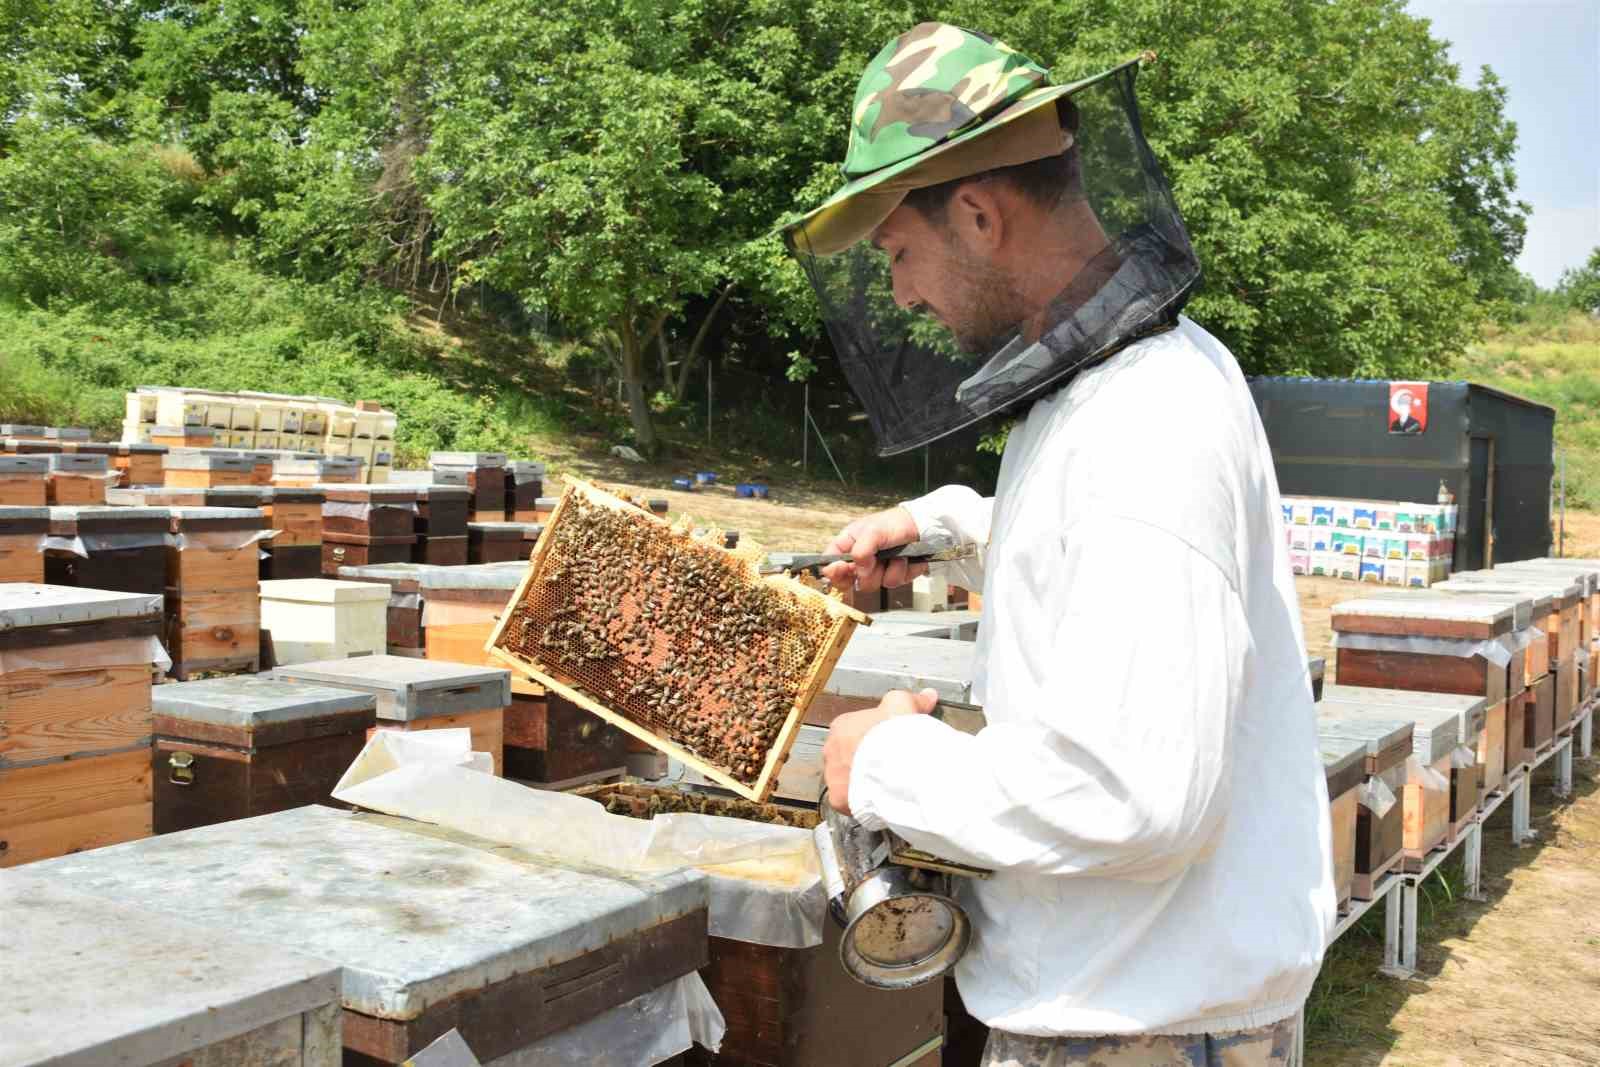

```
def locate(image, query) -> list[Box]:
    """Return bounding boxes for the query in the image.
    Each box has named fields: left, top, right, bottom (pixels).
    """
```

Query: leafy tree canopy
left=1, top=0, right=1531, bottom=452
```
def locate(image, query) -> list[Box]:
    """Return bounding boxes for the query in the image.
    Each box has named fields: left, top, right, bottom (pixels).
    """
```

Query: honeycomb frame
left=487, top=478, right=869, bottom=802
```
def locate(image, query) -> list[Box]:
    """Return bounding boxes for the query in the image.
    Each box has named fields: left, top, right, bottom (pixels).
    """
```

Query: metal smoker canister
left=815, top=789, right=974, bottom=990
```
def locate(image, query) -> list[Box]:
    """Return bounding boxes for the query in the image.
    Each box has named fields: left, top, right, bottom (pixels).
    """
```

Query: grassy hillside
left=1460, top=310, right=1600, bottom=510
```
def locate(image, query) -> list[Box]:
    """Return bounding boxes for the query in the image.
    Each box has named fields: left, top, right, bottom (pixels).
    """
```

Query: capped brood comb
left=487, top=478, right=868, bottom=801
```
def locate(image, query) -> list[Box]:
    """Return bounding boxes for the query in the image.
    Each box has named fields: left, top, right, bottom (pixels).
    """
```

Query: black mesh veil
left=792, top=64, right=1201, bottom=456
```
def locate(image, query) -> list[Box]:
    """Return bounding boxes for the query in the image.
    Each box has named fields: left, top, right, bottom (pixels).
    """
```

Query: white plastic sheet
left=330, top=731, right=826, bottom=947
left=1450, top=745, right=1478, bottom=769
left=172, top=527, right=278, bottom=551
left=1332, top=630, right=1512, bottom=668
left=1406, top=755, right=1450, bottom=793
left=1358, top=775, right=1398, bottom=819
left=1500, top=626, right=1543, bottom=656
left=485, top=973, right=724, bottom=1066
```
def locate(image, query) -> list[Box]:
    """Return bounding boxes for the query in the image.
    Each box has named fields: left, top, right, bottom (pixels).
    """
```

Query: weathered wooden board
left=0, top=663, right=151, bottom=767
left=0, top=747, right=152, bottom=866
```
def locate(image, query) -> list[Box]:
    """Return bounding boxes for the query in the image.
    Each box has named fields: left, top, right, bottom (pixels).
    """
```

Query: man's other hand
left=821, top=507, right=926, bottom=592
left=823, top=688, right=939, bottom=815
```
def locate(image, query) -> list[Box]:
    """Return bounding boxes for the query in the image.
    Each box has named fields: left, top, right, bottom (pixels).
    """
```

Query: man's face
left=871, top=199, right=1018, bottom=355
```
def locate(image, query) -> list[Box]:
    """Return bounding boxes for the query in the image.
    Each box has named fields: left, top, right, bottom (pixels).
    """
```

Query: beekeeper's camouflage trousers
left=982, top=1017, right=1296, bottom=1067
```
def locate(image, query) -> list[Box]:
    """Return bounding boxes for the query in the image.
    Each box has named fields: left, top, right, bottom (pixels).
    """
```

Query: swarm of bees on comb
left=492, top=480, right=864, bottom=796
left=579, top=783, right=820, bottom=829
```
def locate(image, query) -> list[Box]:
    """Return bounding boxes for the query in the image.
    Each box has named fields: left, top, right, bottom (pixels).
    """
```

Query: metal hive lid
left=154, top=675, right=376, bottom=725
left=0, top=583, right=164, bottom=629
left=19, top=807, right=706, bottom=1023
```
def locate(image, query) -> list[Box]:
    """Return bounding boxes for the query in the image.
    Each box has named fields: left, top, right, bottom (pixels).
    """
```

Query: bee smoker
left=812, top=701, right=989, bottom=990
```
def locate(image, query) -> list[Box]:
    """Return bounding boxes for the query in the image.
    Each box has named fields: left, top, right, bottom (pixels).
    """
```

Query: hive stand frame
left=487, top=479, right=869, bottom=803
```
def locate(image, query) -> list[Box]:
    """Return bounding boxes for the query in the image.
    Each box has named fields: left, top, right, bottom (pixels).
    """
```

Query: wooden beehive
left=1432, top=578, right=1551, bottom=686
left=1, top=584, right=162, bottom=866
left=431, top=451, right=508, bottom=521
left=43, top=505, right=171, bottom=596
left=0, top=507, right=48, bottom=584
left=270, top=654, right=509, bottom=775
left=165, top=506, right=267, bottom=678
left=1316, top=713, right=1411, bottom=900
left=507, top=460, right=544, bottom=520
left=163, top=448, right=254, bottom=489
left=69, top=441, right=167, bottom=487
left=488, top=480, right=868, bottom=803
left=152, top=675, right=376, bottom=834
left=414, top=484, right=470, bottom=565
left=1319, top=734, right=1366, bottom=912
left=150, top=425, right=220, bottom=450
left=0, top=455, right=49, bottom=507
left=503, top=690, right=626, bottom=785
left=45, top=452, right=115, bottom=505
left=468, top=520, right=535, bottom=564
left=1332, top=594, right=1518, bottom=705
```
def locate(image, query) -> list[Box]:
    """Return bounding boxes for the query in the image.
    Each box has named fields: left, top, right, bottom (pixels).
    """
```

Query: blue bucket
left=672, top=476, right=694, bottom=491
left=695, top=471, right=718, bottom=485
left=736, top=483, right=770, bottom=499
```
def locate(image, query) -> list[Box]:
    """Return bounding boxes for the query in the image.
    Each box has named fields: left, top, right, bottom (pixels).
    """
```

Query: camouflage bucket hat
left=782, top=23, right=1151, bottom=256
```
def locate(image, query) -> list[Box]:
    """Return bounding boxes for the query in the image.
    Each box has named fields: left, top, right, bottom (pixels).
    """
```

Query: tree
left=278, top=0, right=912, bottom=456
left=933, top=0, right=1527, bottom=380
left=1558, top=248, right=1600, bottom=316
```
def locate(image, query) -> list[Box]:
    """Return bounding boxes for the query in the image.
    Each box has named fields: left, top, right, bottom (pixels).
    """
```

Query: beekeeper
left=780, top=23, right=1336, bottom=1067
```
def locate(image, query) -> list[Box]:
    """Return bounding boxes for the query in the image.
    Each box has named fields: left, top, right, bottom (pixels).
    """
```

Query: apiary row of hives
left=0, top=472, right=977, bottom=1067
left=121, top=387, right=399, bottom=480
left=1320, top=556, right=1600, bottom=913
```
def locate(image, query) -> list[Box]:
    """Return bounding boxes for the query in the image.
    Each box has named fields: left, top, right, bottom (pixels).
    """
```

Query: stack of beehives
left=123, top=387, right=395, bottom=482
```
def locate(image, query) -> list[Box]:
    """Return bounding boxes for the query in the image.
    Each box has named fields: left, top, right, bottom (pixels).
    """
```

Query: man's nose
left=890, top=266, right=921, bottom=312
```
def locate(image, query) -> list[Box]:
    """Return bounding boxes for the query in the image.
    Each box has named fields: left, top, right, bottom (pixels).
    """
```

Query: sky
left=1405, top=0, right=1599, bottom=287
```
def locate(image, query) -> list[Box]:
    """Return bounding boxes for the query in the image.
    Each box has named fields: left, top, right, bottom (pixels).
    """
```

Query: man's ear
left=948, top=181, right=1007, bottom=253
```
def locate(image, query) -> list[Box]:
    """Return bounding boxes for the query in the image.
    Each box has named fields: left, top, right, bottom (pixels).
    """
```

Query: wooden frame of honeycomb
left=487, top=478, right=869, bottom=802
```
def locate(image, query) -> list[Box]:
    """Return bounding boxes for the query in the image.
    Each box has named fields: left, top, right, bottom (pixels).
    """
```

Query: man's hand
left=822, top=507, right=926, bottom=592
left=823, top=688, right=939, bottom=815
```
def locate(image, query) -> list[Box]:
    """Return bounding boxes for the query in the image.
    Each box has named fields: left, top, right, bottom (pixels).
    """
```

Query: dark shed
left=1249, top=379, right=1555, bottom=571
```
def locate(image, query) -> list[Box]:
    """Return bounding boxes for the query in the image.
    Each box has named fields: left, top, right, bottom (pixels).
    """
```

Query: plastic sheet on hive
left=487, top=478, right=869, bottom=802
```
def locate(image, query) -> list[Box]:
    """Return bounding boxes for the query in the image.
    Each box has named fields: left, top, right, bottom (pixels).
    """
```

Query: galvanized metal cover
left=45, top=453, right=109, bottom=472
left=1322, top=684, right=1488, bottom=747
left=867, top=609, right=982, bottom=641
left=0, top=583, right=164, bottom=630
left=163, top=450, right=252, bottom=471
left=826, top=631, right=975, bottom=702
left=0, top=456, right=49, bottom=473
left=1332, top=595, right=1516, bottom=626
left=268, top=654, right=511, bottom=719
left=48, top=505, right=170, bottom=523
left=0, top=871, right=341, bottom=1067
left=1318, top=733, right=1367, bottom=790
left=1319, top=696, right=1460, bottom=764
left=467, top=522, right=535, bottom=540
left=431, top=451, right=508, bottom=467
left=1314, top=708, right=1414, bottom=755
left=416, top=562, right=527, bottom=591
left=0, top=506, right=49, bottom=526
left=21, top=806, right=706, bottom=1022
left=153, top=675, right=375, bottom=726
left=1430, top=579, right=1554, bottom=615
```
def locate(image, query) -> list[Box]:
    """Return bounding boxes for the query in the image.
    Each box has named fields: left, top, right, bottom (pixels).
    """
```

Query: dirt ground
left=1299, top=574, right=1600, bottom=1065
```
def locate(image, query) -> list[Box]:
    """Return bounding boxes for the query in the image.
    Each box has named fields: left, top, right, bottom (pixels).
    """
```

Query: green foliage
left=0, top=0, right=1536, bottom=472
left=1461, top=310, right=1600, bottom=509
left=1558, top=247, right=1600, bottom=316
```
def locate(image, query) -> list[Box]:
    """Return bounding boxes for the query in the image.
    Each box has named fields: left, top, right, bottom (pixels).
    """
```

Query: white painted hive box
left=259, top=578, right=391, bottom=665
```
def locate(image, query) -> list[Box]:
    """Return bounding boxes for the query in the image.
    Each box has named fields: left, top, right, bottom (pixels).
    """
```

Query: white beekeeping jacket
left=850, top=316, right=1336, bottom=1038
